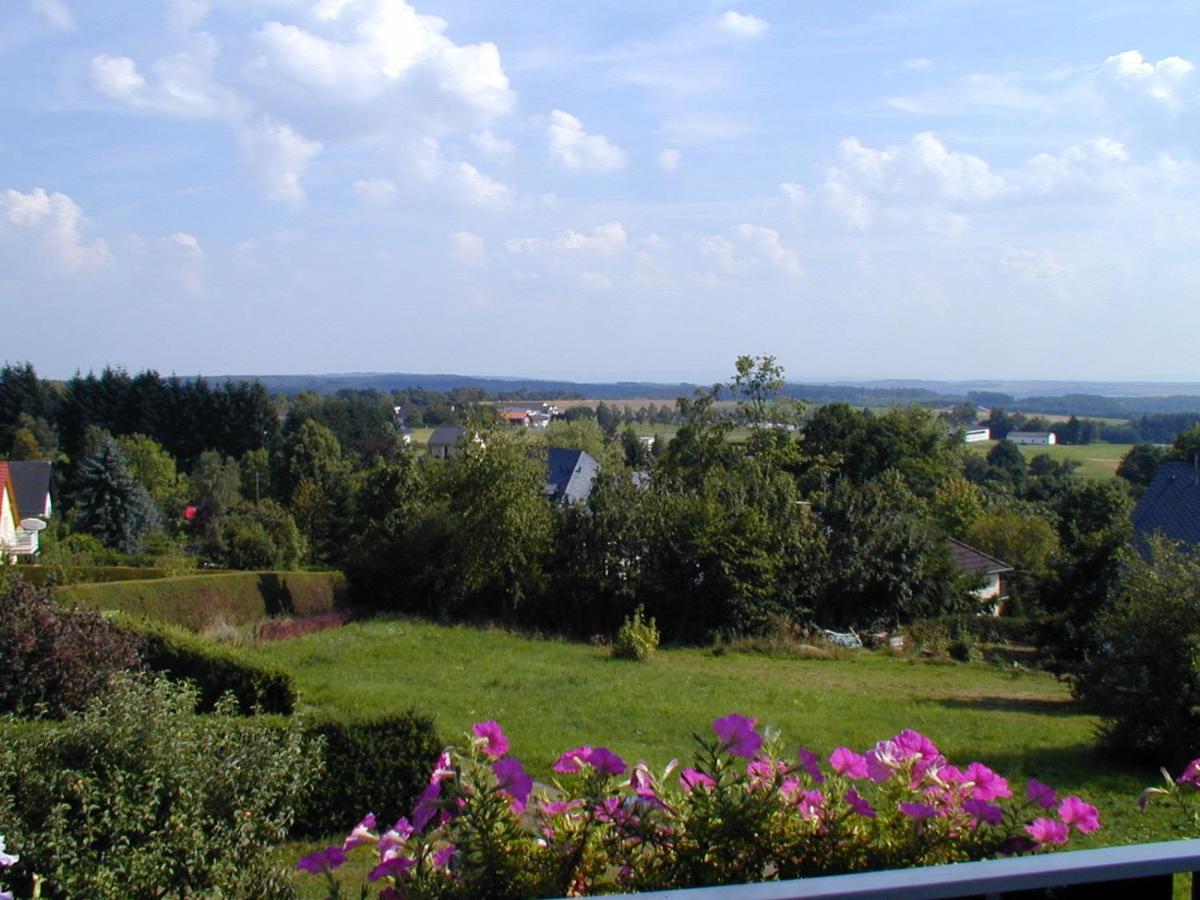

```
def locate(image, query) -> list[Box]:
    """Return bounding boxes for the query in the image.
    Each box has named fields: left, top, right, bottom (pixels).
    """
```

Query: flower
left=0, top=836, right=16, bottom=869
left=379, top=819, right=413, bottom=861
left=844, top=788, right=876, bottom=818
left=681, top=768, right=716, bottom=792
left=433, top=844, right=456, bottom=869
left=1057, top=796, right=1100, bottom=833
left=1027, top=779, right=1056, bottom=810
left=588, top=747, right=627, bottom=777
left=473, top=721, right=509, bottom=760
left=1180, top=759, right=1200, bottom=788
left=430, top=751, right=455, bottom=784
left=343, top=812, right=377, bottom=851
left=412, top=782, right=441, bottom=831
left=369, top=856, right=416, bottom=882
left=493, top=757, right=534, bottom=812
left=712, top=714, right=763, bottom=759
left=540, top=799, right=582, bottom=817
left=553, top=746, right=594, bottom=774
left=963, top=798, right=1004, bottom=827
left=796, top=747, right=826, bottom=783
left=900, top=802, right=936, bottom=820
left=798, top=789, right=825, bottom=821
left=297, top=845, right=348, bottom=874
left=964, top=762, right=1012, bottom=801
left=829, top=747, right=869, bottom=779
left=1025, top=817, right=1069, bottom=846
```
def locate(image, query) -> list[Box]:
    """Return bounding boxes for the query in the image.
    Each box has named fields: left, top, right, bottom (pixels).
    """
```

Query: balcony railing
left=601, top=839, right=1200, bottom=900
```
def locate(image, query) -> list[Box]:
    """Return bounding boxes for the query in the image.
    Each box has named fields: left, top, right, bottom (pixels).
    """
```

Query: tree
left=189, top=450, right=241, bottom=526
left=205, top=500, right=305, bottom=569
left=1117, top=443, right=1167, bottom=492
left=984, top=440, right=1027, bottom=491
left=71, top=436, right=160, bottom=554
left=543, top=419, right=622, bottom=469
left=964, top=510, right=1059, bottom=610
left=117, top=433, right=188, bottom=521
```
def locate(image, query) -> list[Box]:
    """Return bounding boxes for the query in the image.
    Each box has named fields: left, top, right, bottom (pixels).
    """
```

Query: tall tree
left=71, top=436, right=160, bottom=554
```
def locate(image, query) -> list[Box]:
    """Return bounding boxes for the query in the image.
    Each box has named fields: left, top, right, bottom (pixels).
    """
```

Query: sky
left=2, top=0, right=1199, bottom=383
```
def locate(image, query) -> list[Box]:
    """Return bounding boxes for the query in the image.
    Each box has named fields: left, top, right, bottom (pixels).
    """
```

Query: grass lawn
left=971, top=441, right=1130, bottom=480
left=251, top=617, right=1181, bottom=869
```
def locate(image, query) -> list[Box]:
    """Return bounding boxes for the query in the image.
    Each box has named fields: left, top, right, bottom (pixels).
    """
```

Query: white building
left=1007, top=431, right=1057, bottom=445
left=963, top=427, right=991, bottom=443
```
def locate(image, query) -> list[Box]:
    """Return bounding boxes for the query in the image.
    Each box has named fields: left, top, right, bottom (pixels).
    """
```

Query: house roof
left=1008, top=431, right=1053, bottom=439
left=1132, top=460, right=1200, bottom=553
left=544, top=447, right=599, bottom=505
left=947, top=538, right=1014, bottom=576
left=428, top=426, right=462, bottom=447
left=7, top=460, right=50, bottom=519
left=0, top=462, right=19, bottom=521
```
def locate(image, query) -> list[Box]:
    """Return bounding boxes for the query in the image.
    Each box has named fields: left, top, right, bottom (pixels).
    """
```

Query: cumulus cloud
left=715, top=10, right=768, bottom=41
left=450, top=230, right=488, bottom=268
left=0, top=187, right=111, bottom=273
left=506, top=221, right=628, bottom=256
left=353, top=178, right=397, bottom=204
left=470, top=129, right=515, bottom=164
left=701, top=224, right=802, bottom=280
left=656, top=148, right=682, bottom=171
left=546, top=110, right=626, bottom=173
left=407, top=138, right=513, bottom=208
left=1103, top=50, right=1195, bottom=106
left=30, top=0, right=75, bottom=31
left=1001, top=246, right=1073, bottom=297
left=168, top=232, right=203, bottom=257
left=90, top=36, right=242, bottom=119
left=238, top=118, right=322, bottom=204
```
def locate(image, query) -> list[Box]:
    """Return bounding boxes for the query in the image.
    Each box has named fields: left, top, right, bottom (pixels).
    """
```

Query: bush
left=0, top=576, right=142, bottom=718
left=0, top=675, right=316, bottom=900
left=128, top=618, right=296, bottom=715
left=19, top=565, right=168, bottom=586
left=611, top=604, right=660, bottom=661
left=292, top=712, right=443, bottom=837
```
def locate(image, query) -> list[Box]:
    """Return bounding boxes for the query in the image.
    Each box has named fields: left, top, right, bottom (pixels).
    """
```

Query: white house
left=947, top=538, right=1014, bottom=615
left=1007, top=431, right=1057, bottom=445
left=963, top=427, right=991, bottom=443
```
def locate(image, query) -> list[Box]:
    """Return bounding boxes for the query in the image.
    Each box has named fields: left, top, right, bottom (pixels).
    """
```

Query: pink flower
left=900, top=802, right=936, bottom=820
left=1027, top=779, right=1056, bottom=810
left=1025, top=817, right=1069, bottom=846
left=1180, top=759, right=1200, bottom=788
left=493, top=757, right=534, bottom=812
left=798, top=789, right=825, bottom=820
left=378, top=819, right=413, bottom=860
left=963, top=798, right=1004, bottom=827
left=964, top=762, right=1012, bottom=801
left=796, top=747, right=825, bottom=783
left=587, top=747, right=627, bottom=777
left=540, top=799, right=581, bottom=817
left=863, top=746, right=897, bottom=783
left=412, top=782, right=441, bottom=831
left=433, top=844, right=456, bottom=869
left=829, top=747, right=869, bottom=779
left=430, top=751, right=455, bottom=784
left=681, top=768, right=716, bottom=792
left=712, top=714, right=763, bottom=759
left=297, top=845, right=348, bottom=874
left=553, top=746, right=593, bottom=774
left=1058, top=796, right=1100, bottom=833
left=342, top=812, right=377, bottom=851
left=473, top=721, right=509, bottom=759
left=844, top=788, right=876, bottom=819
left=369, top=856, right=416, bottom=882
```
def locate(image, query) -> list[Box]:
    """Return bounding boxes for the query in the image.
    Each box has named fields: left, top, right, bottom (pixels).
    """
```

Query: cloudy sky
left=3, top=0, right=1199, bottom=382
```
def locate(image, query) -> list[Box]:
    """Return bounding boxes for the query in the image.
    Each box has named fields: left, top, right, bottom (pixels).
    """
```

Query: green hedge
left=57, top=571, right=348, bottom=631
left=291, top=712, right=443, bottom=837
left=18, top=566, right=168, bottom=587
left=122, top=618, right=297, bottom=715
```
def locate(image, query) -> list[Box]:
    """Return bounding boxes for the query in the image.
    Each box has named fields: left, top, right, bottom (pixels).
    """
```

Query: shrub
left=0, top=576, right=142, bottom=718
left=300, top=716, right=1100, bottom=897
left=611, top=604, right=660, bottom=661
left=0, top=675, right=316, bottom=900
left=128, top=618, right=296, bottom=715
left=292, top=712, right=443, bottom=837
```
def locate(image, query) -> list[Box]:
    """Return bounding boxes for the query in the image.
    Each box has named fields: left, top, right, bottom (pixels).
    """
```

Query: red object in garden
left=183, top=505, right=197, bottom=520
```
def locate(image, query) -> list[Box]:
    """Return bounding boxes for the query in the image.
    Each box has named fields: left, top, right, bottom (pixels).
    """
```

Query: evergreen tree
left=71, top=436, right=160, bottom=554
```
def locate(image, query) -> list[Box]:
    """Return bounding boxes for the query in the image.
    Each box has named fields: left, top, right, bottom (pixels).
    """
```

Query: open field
left=252, top=617, right=1177, bottom=866
left=970, top=441, right=1129, bottom=480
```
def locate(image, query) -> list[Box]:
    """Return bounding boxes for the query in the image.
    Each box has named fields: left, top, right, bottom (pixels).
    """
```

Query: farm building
left=963, top=427, right=991, bottom=443
left=1007, top=431, right=1056, bottom=445
left=544, top=448, right=599, bottom=505
left=947, top=538, right=1014, bottom=613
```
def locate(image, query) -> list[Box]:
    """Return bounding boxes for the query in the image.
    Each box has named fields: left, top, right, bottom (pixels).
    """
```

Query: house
left=1007, top=431, right=1056, bottom=445
left=7, top=460, right=52, bottom=519
left=0, top=462, right=41, bottom=560
left=963, top=427, right=991, bottom=443
left=947, top=538, right=1014, bottom=613
left=1131, top=460, right=1200, bottom=556
left=544, top=448, right=599, bottom=505
left=428, top=426, right=463, bottom=459
left=501, top=409, right=532, bottom=427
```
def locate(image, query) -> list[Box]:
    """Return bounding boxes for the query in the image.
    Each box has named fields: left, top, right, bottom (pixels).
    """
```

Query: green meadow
left=970, top=441, right=1130, bottom=480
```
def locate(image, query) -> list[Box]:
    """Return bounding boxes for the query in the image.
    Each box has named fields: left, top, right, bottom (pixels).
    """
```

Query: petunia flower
left=798, top=789, right=825, bottom=821
left=430, top=751, right=455, bottom=784
left=844, top=788, right=876, bottom=819
left=829, top=747, right=869, bottom=779
left=540, top=799, right=582, bottom=817
left=712, top=714, right=763, bottom=759
left=473, top=721, right=509, bottom=760
left=796, top=747, right=826, bottom=783
left=963, top=798, right=1004, bottom=827
left=493, top=757, right=534, bottom=812
left=0, top=836, right=16, bottom=868
left=587, top=747, right=627, bottom=776
left=900, top=802, right=937, bottom=820
left=433, top=844, right=456, bottom=869
left=1027, top=779, right=1057, bottom=810
left=342, top=812, right=377, bottom=851
left=296, top=845, right=348, bottom=874
left=369, top=856, right=416, bottom=882
left=412, top=782, right=441, bottom=831
left=964, top=762, right=1012, bottom=801
left=1180, top=759, right=1200, bottom=788
left=1058, top=796, right=1100, bottom=833
left=553, top=746, right=594, bottom=774
left=1025, top=817, right=1069, bottom=846
left=681, top=768, right=716, bottom=792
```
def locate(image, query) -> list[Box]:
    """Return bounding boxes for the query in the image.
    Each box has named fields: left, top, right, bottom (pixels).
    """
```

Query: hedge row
left=57, top=571, right=348, bottom=631
left=18, top=566, right=168, bottom=587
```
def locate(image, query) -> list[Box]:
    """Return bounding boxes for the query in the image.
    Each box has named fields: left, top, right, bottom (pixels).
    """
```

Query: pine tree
left=71, top=436, right=161, bottom=554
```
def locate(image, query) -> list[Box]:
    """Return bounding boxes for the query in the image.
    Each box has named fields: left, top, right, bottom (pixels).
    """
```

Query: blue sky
left=2, top=0, right=1198, bottom=382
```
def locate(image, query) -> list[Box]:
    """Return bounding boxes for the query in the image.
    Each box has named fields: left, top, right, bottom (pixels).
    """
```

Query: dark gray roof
left=428, top=426, right=462, bottom=447
left=544, top=448, right=599, bottom=505
left=7, top=460, right=51, bottom=519
left=947, top=538, right=1013, bottom=576
left=1132, top=461, right=1200, bottom=554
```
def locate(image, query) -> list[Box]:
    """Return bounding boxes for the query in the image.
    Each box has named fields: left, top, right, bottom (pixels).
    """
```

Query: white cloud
left=656, top=148, right=682, bottom=171
left=702, top=224, right=802, bottom=279
left=470, top=129, right=515, bottom=164
left=506, top=221, right=627, bottom=256
left=715, top=10, right=768, bottom=41
left=353, top=178, right=397, bottom=204
left=168, top=232, right=203, bottom=257
left=30, top=0, right=75, bottom=31
left=238, top=118, right=322, bottom=204
left=0, top=187, right=111, bottom=273
left=165, top=0, right=210, bottom=32
left=780, top=181, right=807, bottom=204
left=450, top=230, right=488, bottom=268
left=545, top=110, right=626, bottom=173
left=1103, top=50, right=1195, bottom=106
left=90, top=37, right=242, bottom=119
left=887, top=73, right=1055, bottom=116
left=902, top=57, right=932, bottom=71
left=451, top=162, right=512, bottom=209
left=1001, top=246, right=1073, bottom=298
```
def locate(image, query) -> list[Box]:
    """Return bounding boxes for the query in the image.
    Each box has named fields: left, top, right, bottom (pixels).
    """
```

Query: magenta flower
left=540, top=799, right=582, bottom=817
left=829, top=747, right=869, bottom=779
left=1027, top=779, right=1057, bottom=810
left=798, top=789, right=825, bottom=820
left=963, top=798, right=1004, bottom=827
left=1025, top=817, right=1069, bottom=846
left=493, top=757, right=534, bottom=812
left=863, top=747, right=896, bottom=783
left=935, top=764, right=965, bottom=786
left=895, top=729, right=942, bottom=762
left=712, top=714, right=763, bottom=759
left=1058, top=796, right=1100, bottom=833
left=369, top=856, right=416, bottom=882
left=412, top=782, right=441, bottom=831
left=342, top=812, right=377, bottom=851
left=553, top=746, right=593, bottom=774
left=900, top=802, right=936, bottom=820
left=681, top=768, right=716, bottom=792
left=297, top=845, right=348, bottom=874
left=1180, top=759, right=1200, bottom=788
left=964, top=762, right=1012, bottom=801
left=588, top=746, right=628, bottom=776
left=379, top=819, right=413, bottom=860
left=430, top=751, right=455, bottom=784
left=844, top=788, right=876, bottom=818
left=0, top=836, right=16, bottom=869
left=433, top=844, right=456, bottom=869
left=796, top=747, right=826, bottom=783
left=473, top=721, right=509, bottom=759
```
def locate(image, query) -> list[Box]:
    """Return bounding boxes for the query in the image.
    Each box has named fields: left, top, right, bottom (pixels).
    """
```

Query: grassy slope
left=970, top=441, right=1129, bottom=480
left=251, top=618, right=1174, bottom=851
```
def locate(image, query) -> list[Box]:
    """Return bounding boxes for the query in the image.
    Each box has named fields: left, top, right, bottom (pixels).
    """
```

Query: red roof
left=0, top=462, right=18, bottom=521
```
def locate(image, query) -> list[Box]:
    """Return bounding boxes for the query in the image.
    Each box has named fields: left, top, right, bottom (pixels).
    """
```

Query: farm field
left=970, top=441, right=1129, bottom=480
left=252, top=616, right=1177, bottom=870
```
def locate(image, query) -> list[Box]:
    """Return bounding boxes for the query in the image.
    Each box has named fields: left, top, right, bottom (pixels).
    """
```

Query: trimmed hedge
left=18, top=566, right=168, bottom=587
left=124, top=618, right=297, bottom=715
left=57, top=571, right=348, bottom=631
left=290, top=712, right=443, bottom=837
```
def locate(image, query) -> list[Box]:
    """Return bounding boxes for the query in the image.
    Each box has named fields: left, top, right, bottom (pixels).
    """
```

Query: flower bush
left=1141, top=756, right=1200, bottom=830
left=299, top=714, right=1100, bottom=898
